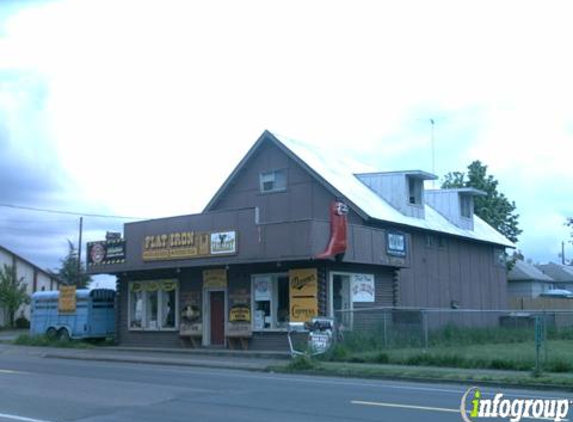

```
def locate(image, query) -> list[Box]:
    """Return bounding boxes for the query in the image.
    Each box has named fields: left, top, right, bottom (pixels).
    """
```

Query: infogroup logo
left=460, top=387, right=571, bottom=422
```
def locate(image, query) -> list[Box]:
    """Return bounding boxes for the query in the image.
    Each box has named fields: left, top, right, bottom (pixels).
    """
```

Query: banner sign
left=351, top=273, right=375, bottom=302
left=289, top=269, right=318, bottom=322
left=203, top=269, right=227, bottom=289
left=143, top=230, right=237, bottom=261
left=87, top=239, right=126, bottom=266
left=58, top=286, right=77, bottom=313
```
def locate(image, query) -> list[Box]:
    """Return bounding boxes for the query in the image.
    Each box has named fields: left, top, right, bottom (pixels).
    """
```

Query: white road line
left=352, top=400, right=459, bottom=413
left=351, top=400, right=569, bottom=421
left=0, top=413, right=54, bottom=422
left=0, top=370, right=21, bottom=374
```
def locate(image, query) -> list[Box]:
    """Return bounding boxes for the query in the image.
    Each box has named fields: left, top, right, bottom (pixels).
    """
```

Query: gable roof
left=205, top=130, right=515, bottom=248
left=536, top=263, right=573, bottom=282
left=508, top=260, right=554, bottom=282
left=0, top=244, right=62, bottom=283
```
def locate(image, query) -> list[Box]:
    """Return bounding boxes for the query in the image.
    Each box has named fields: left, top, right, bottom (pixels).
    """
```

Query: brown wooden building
left=87, top=130, right=513, bottom=350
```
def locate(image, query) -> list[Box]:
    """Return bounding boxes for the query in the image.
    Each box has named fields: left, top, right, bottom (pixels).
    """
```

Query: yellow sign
left=143, top=230, right=236, bottom=261
left=203, top=269, right=227, bottom=289
left=289, top=269, right=318, bottom=297
left=58, top=286, right=77, bottom=313
left=229, top=306, right=251, bottom=322
left=290, top=297, right=318, bottom=322
left=289, top=269, right=318, bottom=322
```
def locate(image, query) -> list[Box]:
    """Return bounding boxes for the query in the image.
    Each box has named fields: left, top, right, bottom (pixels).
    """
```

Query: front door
left=209, top=291, right=225, bottom=346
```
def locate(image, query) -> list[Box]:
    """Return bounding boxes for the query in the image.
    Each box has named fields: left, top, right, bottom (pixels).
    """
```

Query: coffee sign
left=289, top=269, right=318, bottom=323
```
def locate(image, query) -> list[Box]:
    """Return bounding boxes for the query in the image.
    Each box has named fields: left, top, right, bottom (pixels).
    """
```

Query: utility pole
left=430, top=118, right=436, bottom=188
left=563, top=241, right=566, bottom=265
left=77, top=217, right=83, bottom=286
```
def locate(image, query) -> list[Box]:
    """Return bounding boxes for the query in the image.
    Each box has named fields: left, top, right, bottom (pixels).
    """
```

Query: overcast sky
left=1, top=0, right=572, bottom=287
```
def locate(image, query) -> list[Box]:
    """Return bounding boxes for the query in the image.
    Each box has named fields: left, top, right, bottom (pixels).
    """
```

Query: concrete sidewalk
left=0, top=343, right=288, bottom=371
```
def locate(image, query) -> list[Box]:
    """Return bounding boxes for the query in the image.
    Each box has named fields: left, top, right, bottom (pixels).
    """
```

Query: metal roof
left=508, top=260, right=554, bottom=282
left=536, top=263, right=573, bottom=282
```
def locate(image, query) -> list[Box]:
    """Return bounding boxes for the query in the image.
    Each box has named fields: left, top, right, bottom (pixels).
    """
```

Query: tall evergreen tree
left=56, top=240, right=92, bottom=288
left=442, top=161, right=522, bottom=243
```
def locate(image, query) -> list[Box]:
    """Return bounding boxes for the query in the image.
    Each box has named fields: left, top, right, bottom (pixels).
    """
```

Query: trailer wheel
left=57, top=328, right=70, bottom=342
left=46, top=327, right=57, bottom=340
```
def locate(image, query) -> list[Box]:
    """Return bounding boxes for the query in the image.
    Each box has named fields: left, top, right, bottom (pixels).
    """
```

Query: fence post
left=383, top=311, right=388, bottom=348
left=422, top=310, right=429, bottom=350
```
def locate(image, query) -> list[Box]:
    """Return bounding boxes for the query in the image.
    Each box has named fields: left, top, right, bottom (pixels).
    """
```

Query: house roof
left=508, top=260, right=554, bottom=282
left=205, top=130, right=515, bottom=248
left=536, top=263, right=573, bottom=282
left=0, top=244, right=62, bottom=283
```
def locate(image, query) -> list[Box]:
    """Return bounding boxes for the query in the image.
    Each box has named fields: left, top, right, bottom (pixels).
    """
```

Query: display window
left=252, top=274, right=289, bottom=330
left=128, top=280, right=178, bottom=331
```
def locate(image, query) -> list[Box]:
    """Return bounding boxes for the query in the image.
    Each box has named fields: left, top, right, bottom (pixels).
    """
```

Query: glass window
left=460, top=195, right=472, bottom=218
left=128, top=280, right=178, bottom=331
left=387, top=232, right=407, bottom=257
left=252, top=274, right=289, bottom=330
left=408, top=177, right=422, bottom=205
left=259, top=170, right=287, bottom=193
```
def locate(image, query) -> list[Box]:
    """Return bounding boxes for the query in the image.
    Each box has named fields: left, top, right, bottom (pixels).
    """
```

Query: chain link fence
left=331, top=307, right=573, bottom=373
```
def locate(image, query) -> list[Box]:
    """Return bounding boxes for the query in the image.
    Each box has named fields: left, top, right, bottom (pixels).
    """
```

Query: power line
left=0, top=202, right=146, bottom=220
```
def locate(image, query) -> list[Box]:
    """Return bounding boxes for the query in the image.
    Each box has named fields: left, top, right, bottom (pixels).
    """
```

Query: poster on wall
left=179, top=291, right=202, bottom=336
left=289, top=269, right=318, bottom=323
left=227, top=288, right=252, bottom=337
left=253, top=276, right=272, bottom=301
left=58, top=286, right=76, bottom=313
left=351, top=273, right=375, bottom=303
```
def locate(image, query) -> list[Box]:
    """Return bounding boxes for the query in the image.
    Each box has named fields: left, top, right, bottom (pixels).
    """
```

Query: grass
left=322, top=340, right=573, bottom=373
left=13, top=334, right=96, bottom=349
left=268, top=360, right=573, bottom=391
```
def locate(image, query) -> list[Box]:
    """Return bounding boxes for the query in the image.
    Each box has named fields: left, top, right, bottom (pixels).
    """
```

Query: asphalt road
left=0, top=349, right=571, bottom=422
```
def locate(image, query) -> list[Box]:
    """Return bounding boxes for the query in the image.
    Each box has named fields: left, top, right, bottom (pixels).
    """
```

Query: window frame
left=407, top=177, right=423, bottom=206
left=259, top=169, right=287, bottom=193
left=460, top=195, right=472, bottom=219
left=251, top=273, right=289, bottom=332
left=127, top=280, right=179, bottom=332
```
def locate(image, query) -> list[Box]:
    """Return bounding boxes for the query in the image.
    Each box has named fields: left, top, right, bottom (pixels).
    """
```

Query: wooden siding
left=398, top=231, right=507, bottom=309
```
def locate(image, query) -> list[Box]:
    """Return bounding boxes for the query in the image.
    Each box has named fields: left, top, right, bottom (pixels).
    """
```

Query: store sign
left=351, top=273, right=375, bottom=302
left=289, top=269, right=318, bottom=323
left=229, top=305, right=251, bottom=322
left=143, top=230, right=237, bottom=261
left=387, top=232, right=407, bottom=257
left=203, top=269, right=227, bottom=289
left=87, top=239, right=126, bottom=266
left=58, top=286, right=76, bottom=313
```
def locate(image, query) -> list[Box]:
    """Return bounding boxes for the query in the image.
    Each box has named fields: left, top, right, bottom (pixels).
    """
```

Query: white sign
left=210, top=231, right=237, bottom=255
left=351, top=273, right=375, bottom=302
left=253, top=276, right=272, bottom=301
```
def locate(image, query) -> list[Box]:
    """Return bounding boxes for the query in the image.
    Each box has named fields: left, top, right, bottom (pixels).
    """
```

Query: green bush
left=288, top=355, right=318, bottom=370
left=15, top=316, right=30, bottom=329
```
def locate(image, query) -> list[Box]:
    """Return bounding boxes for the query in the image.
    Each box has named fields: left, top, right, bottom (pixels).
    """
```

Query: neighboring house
left=508, top=259, right=554, bottom=297
left=87, top=130, right=513, bottom=350
left=0, top=245, right=62, bottom=326
left=536, top=262, right=573, bottom=292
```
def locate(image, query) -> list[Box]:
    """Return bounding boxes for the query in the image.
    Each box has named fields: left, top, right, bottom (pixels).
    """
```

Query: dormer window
left=408, top=177, right=422, bottom=205
left=260, top=169, right=287, bottom=193
left=460, top=195, right=472, bottom=218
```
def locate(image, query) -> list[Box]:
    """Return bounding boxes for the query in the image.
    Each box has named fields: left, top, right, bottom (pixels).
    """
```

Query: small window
left=260, top=170, right=287, bottom=193
left=460, top=195, right=472, bottom=218
left=408, top=177, right=422, bottom=205
left=425, top=235, right=435, bottom=247
left=387, top=232, right=407, bottom=257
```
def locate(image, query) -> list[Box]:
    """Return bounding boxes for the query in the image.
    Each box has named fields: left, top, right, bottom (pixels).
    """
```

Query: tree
left=0, top=264, right=30, bottom=328
left=56, top=240, right=92, bottom=288
left=442, top=161, right=522, bottom=243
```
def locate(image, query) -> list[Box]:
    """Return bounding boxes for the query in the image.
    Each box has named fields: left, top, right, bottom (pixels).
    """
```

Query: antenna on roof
left=430, top=118, right=436, bottom=188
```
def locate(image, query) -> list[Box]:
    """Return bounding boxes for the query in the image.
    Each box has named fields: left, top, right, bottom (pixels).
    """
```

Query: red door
left=210, top=292, right=225, bottom=346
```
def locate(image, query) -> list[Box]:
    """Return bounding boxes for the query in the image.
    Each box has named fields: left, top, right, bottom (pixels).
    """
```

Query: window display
left=129, top=280, right=178, bottom=330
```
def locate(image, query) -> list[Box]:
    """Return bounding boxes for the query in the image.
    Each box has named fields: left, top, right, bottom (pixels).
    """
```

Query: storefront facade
left=87, top=130, right=512, bottom=350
